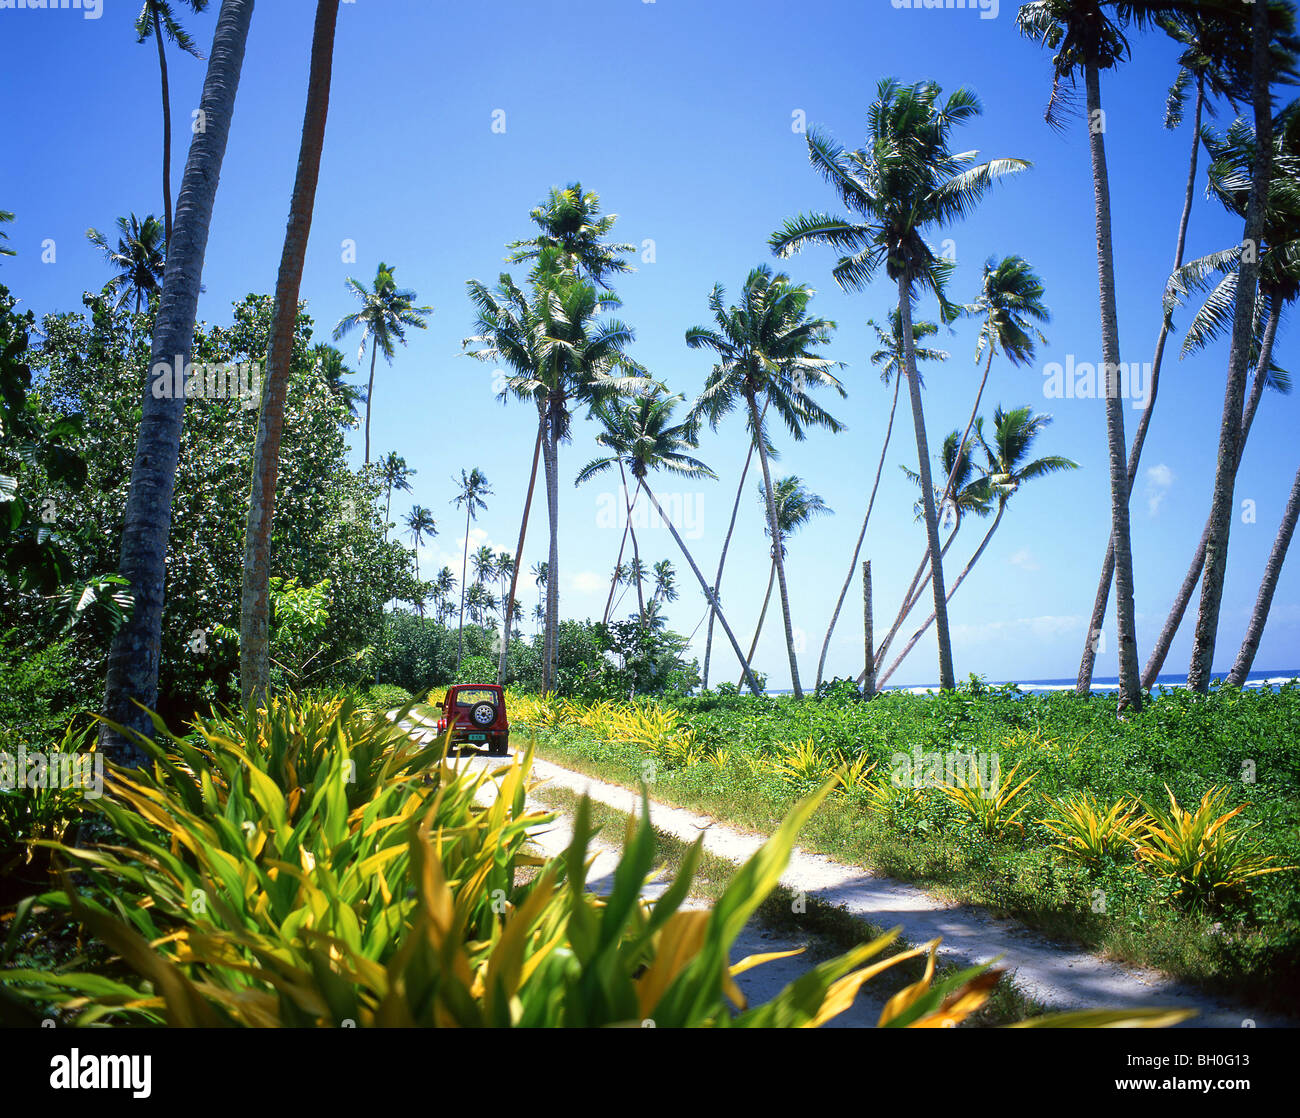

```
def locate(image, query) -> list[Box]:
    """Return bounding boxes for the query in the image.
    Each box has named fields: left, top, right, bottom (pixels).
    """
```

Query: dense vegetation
left=510, top=681, right=1300, bottom=1009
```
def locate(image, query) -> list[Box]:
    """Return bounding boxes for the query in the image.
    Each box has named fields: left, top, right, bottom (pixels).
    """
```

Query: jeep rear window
left=452, top=689, right=497, bottom=707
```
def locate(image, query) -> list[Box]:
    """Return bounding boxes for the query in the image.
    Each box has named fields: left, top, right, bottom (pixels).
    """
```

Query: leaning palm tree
left=872, top=256, right=1050, bottom=679
left=1016, top=1, right=1156, bottom=709
left=102, top=0, right=256, bottom=765
left=333, top=261, right=432, bottom=463
left=135, top=1, right=210, bottom=246
left=452, top=468, right=492, bottom=668
left=1226, top=461, right=1300, bottom=686
left=404, top=504, right=437, bottom=617
left=86, top=214, right=167, bottom=312
left=239, top=0, right=339, bottom=705
left=771, top=78, right=1028, bottom=693
left=378, top=451, right=416, bottom=537
left=814, top=310, right=948, bottom=687
left=1074, top=6, right=1283, bottom=694
left=1144, top=96, right=1300, bottom=688
left=575, top=393, right=761, bottom=693
left=876, top=406, right=1078, bottom=687
left=739, top=476, right=831, bottom=687
left=866, top=428, right=999, bottom=681
left=686, top=266, right=845, bottom=698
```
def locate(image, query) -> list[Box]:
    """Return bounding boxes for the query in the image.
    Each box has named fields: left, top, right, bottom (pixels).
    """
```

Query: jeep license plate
left=468, top=733, right=487, bottom=742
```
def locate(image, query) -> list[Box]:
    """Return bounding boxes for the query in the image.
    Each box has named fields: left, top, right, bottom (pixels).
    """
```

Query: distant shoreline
left=758, top=670, right=1300, bottom=697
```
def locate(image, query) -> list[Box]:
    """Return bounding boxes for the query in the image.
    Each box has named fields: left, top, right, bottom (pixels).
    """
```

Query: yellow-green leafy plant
left=1134, top=785, right=1296, bottom=911
left=1037, top=792, right=1147, bottom=866
left=862, top=772, right=925, bottom=816
left=938, top=761, right=1037, bottom=839
left=0, top=728, right=1192, bottom=1029
left=767, top=738, right=828, bottom=787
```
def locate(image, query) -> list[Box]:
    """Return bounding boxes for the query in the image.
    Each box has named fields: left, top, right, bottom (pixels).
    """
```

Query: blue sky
left=1, top=0, right=1296, bottom=687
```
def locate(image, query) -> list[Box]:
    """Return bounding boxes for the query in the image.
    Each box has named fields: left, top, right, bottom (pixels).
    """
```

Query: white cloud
left=1144, top=463, right=1174, bottom=516
left=949, top=614, right=1085, bottom=645
left=571, top=570, right=606, bottom=594
left=1008, top=548, right=1040, bottom=572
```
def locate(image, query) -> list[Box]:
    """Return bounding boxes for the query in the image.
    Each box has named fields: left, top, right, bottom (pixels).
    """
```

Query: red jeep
left=436, top=684, right=510, bottom=755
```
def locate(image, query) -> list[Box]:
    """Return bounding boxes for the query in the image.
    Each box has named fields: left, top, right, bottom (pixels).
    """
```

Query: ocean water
left=764, top=670, right=1299, bottom=697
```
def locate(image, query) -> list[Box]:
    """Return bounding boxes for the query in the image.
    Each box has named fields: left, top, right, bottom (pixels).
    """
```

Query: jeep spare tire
left=470, top=701, right=496, bottom=727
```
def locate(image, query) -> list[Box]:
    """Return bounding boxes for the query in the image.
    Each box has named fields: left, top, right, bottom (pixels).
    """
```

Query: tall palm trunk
left=816, top=371, right=900, bottom=688
left=1188, top=3, right=1273, bottom=692
left=746, top=390, right=803, bottom=697
left=362, top=344, right=377, bottom=464
left=602, top=488, right=638, bottom=624
left=1141, top=301, right=1279, bottom=687
left=619, top=459, right=646, bottom=623
left=739, top=555, right=777, bottom=687
left=239, top=0, right=339, bottom=706
left=456, top=503, right=470, bottom=668
left=541, top=404, right=560, bottom=691
left=1084, top=59, right=1142, bottom=711
left=1226, top=462, right=1300, bottom=686
left=897, top=272, right=955, bottom=690
left=499, top=417, right=543, bottom=683
left=857, top=519, right=961, bottom=685
left=638, top=479, right=760, bottom=695
left=878, top=501, right=1007, bottom=687
left=151, top=3, right=175, bottom=247
left=100, top=0, right=255, bottom=766
left=1076, top=77, right=1204, bottom=695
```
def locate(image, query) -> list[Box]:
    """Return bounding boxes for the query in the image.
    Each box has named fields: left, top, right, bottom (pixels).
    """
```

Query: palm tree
left=865, top=428, right=999, bottom=681
left=471, top=544, right=497, bottom=587
left=404, top=504, right=437, bottom=617
left=531, top=561, right=547, bottom=635
left=239, top=0, right=339, bottom=705
left=1145, top=95, right=1300, bottom=688
left=452, top=468, right=491, bottom=668
left=0, top=210, right=16, bottom=260
left=102, top=0, right=256, bottom=765
left=739, top=477, right=831, bottom=687
left=135, top=1, right=210, bottom=247
left=1074, top=6, right=1277, bottom=694
left=575, top=393, right=761, bottom=693
left=686, top=266, right=845, bottom=698
left=872, top=256, right=1050, bottom=679
left=507, top=182, right=636, bottom=289
left=432, top=566, right=457, bottom=624
left=333, top=261, right=432, bottom=464
left=378, top=451, right=416, bottom=536
left=582, top=396, right=656, bottom=623
left=1227, top=462, right=1300, bottom=686
left=1017, top=1, right=1154, bottom=709
left=312, top=343, right=365, bottom=420
left=86, top=214, right=166, bottom=312
left=815, top=310, right=949, bottom=688
left=697, top=410, right=777, bottom=690
left=876, top=406, right=1078, bottom=687
left=651, top=559, right=677, bottom=607
left=771, top=78, right=1028, bottom=693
